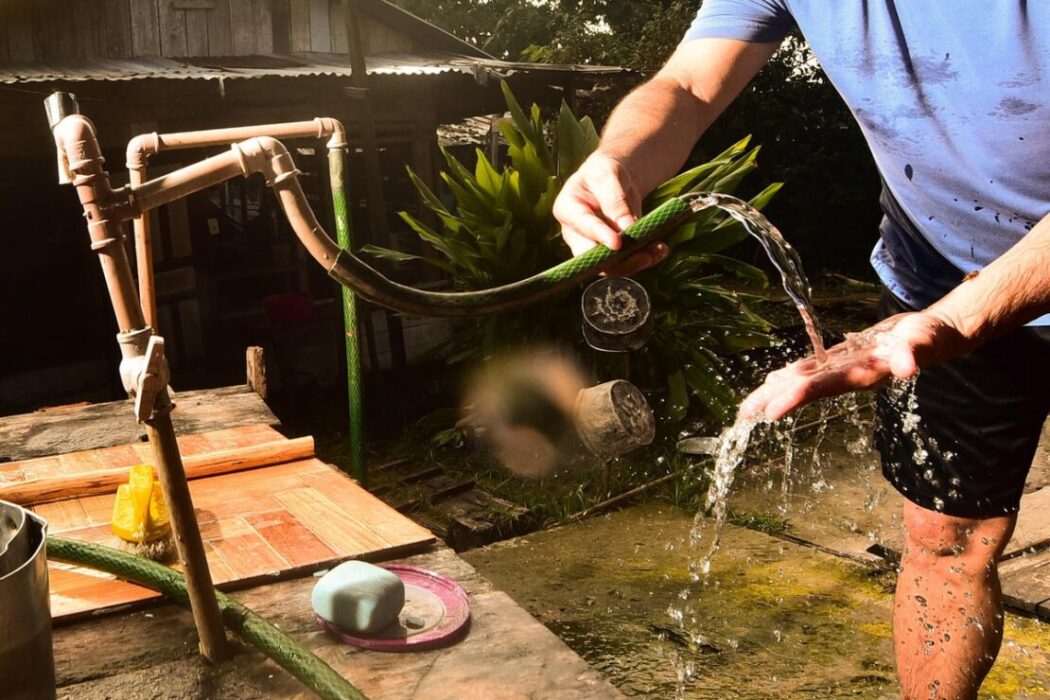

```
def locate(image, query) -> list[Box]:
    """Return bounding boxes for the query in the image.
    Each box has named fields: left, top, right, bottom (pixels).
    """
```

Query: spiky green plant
left=365, top=82, right=778, bottom=426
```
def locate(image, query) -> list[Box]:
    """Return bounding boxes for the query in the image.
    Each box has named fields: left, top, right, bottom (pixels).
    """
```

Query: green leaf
left=666, top=369, right=689, bottom=423
left=556, top=101, right=599, bottom=180
left=682, top=354, right=737, bottom=423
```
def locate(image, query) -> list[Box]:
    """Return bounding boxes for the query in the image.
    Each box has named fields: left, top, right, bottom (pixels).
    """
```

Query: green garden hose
left=326, top=194, right=698, bottom=317
left=47, top=536, right=368, bottom=700
left=329, top=148, right=366, bottom=483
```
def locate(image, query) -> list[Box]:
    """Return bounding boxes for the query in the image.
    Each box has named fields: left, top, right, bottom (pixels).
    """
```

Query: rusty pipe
left=50, top=111, right=230, bottom=662
left=52, top=115, right=145, bottom=333
left=129, top=149, right=245, bottom=217
left=129, top=168, right=156, bottom=327
left=121, top=136, right=344, bottom=268
left=125, top=118, right=347, bottom=324
left=126, top=118, right=346, bottom=169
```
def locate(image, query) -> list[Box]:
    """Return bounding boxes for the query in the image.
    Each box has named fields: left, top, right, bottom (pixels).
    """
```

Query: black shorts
left=875, top=290, right=1050, bottom=519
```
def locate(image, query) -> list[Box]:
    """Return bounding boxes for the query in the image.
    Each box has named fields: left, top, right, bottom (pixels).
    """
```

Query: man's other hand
left=553, top=152, right=669, bottom=276
left=740, top=310, right=967, bottom=421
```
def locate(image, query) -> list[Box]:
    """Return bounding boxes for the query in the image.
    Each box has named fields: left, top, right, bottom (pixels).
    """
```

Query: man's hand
left=740, top=310, right=967, bottom=421
left=553, top=152, right=669, bottom=276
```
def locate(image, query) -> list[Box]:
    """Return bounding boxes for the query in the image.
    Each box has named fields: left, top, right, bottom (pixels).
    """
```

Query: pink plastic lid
left=317, top=564, right=471, bottom=652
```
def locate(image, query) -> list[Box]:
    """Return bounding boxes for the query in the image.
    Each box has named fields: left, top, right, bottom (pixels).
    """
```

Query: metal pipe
left=50, top=109, right=230, bottom=663
left=125, top=118, right=348, bottom=324
left=130, top=149, right=245, bottom=216
left=129, top=167, right=156, bottom=327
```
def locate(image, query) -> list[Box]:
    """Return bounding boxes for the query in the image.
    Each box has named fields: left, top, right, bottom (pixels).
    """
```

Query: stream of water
left=672, top=193, right=832, bottom=695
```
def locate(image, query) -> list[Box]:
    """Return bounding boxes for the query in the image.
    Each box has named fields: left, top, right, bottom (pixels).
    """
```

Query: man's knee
left=901, top=501, right=1015, bottom=575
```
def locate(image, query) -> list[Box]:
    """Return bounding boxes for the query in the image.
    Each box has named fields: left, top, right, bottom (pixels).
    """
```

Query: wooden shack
left=0, top=1, right=626, bottom=414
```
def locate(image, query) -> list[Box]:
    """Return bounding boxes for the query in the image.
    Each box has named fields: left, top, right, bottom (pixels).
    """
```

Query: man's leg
left=894, top=500, right=1016, bottom=699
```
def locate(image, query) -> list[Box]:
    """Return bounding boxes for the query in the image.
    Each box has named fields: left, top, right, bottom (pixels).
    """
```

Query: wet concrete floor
left=465, top=504, right=1050, bottom=698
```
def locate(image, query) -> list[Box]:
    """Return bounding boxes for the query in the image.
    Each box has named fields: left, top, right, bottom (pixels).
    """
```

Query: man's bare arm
left=742, top=213, right=1050, bottom=421
left=554, top=38, right=780, bottom=271
left=924, top=213, right=1050, bottom=357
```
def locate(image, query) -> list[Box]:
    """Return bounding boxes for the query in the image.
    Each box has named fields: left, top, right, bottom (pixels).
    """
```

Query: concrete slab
left=53, top=544, right=623, bottom=699
left=465, top=504, right=1050, bottom=699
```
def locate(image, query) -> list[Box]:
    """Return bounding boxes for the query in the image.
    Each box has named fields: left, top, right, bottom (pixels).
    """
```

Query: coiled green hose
left=47, top=536, right=368, bottom=700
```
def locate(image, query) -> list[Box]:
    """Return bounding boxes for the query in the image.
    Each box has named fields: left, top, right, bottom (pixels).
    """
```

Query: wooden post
left=246, top=345, right=268, bottom=399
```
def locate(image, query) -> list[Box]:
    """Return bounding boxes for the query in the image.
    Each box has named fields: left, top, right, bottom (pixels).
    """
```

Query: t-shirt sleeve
left=681, top=0, right=795, bottom=44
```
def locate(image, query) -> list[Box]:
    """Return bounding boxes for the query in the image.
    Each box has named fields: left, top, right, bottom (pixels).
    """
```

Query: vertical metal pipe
left=49, top=105, right=229, bottom=663
left=329, top=147, right=366, bottom=482
left=129, top=167, right=157, bottom=328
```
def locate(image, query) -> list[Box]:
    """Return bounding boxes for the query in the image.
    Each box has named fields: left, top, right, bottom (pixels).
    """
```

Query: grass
left=727, top=509, right=792, bottom=535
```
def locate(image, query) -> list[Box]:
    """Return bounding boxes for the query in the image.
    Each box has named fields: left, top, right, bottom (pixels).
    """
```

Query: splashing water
left=671, top=193, right=831, bottom=697
left=687, top=415, right=760, bottom=581
left=682, top=193, right=829, bottom=582
left=691, top=192, right=827, bottom=360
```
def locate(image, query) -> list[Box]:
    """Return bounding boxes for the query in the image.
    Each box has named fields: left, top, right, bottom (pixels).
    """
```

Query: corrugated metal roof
left=0, top=52, right=628, bottom=85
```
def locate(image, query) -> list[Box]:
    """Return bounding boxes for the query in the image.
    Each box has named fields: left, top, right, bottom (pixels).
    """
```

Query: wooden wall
left=0, top=0, right=416, bottom=62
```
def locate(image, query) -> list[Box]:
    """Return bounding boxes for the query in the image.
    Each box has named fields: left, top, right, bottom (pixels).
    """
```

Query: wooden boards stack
left=1, top=424, right=434, bottom=621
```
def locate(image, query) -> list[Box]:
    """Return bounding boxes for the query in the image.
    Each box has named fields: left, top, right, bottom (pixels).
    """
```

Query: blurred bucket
left=0, top=500, right=56, bottom=700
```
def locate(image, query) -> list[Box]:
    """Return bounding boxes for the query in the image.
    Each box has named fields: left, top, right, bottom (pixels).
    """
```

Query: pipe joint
left=317, top=117, right=348, bottom=149
left=232, top=137, right=301, bottom=187
left=126, top=132, right=160, bottom=170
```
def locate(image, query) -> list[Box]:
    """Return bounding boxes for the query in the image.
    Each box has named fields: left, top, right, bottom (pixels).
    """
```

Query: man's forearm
left=928, top=213, right=1050, bottom=348
left=595, top=38, right=781, bottom=199
left=597, top=77, right=711, bottom=197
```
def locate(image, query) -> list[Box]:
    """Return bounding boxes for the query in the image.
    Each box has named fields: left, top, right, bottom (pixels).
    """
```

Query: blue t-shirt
left=684, top=1, right=1050, bottom=324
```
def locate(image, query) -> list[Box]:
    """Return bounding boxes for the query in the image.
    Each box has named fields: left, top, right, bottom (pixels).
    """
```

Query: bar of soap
left=312, top=561, right=405, bottom=635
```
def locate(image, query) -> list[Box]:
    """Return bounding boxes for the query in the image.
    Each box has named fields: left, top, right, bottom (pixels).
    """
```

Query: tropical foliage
left=365, top=83, right=779, bottom=425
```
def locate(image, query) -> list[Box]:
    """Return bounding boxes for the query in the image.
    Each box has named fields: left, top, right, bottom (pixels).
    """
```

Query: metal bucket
left=0, top=500, right=56, bottom=700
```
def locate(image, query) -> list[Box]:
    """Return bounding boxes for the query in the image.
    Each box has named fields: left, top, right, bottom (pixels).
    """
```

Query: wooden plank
left=1004, top=487, right=1050, bottom=558
left=244, top=509, right=336, bottom=566
left=74, top=0, right=107, bottom=59
left=252, top=0, right=273, bottom=54
left=0, top=6, right=10, bottom=62
left=270, top=0, right=290, bottom=54
left=288, top=0, right=310, bottom=52
left=329, top=0, right=347, bottom=54
left=206, top=0, right=233, bottom=55
left=275, top=487, right=390, bottom=552
left=185, top=8, right=209, bottom=55
left=44, top=458, right=434, bottom=620
left=228, top=0, right=255, bottom=53
left=158, top=0, right=189, bottom=56
left=1000, top=549, right=1050, bottom=617
left=1, top=436, right=315, bottom=506
left=5, top=1, right=36, bottom=62
left=34, top=500, right=89, bottom=532
left=129, top=0, right=162, bottom=55
left=307, top=0, right=329, bottom=52
left=30, top=0, right=59, bottom=61
left=300, top=469, right=433, bottom=543
left=0, top=385, right=278, bottom=461
left=209, top=524, right=289, bottom=578
left=104, top=0, right=134, bottom=58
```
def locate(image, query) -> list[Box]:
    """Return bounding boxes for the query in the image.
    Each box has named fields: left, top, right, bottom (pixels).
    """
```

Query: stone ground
left=463, top=414, right=1050, bottom=699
